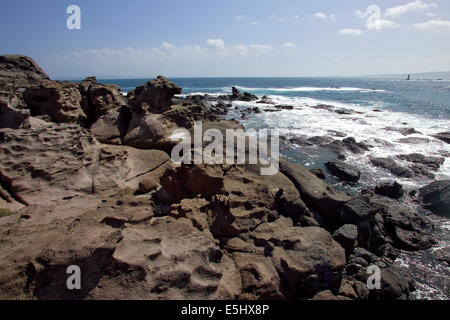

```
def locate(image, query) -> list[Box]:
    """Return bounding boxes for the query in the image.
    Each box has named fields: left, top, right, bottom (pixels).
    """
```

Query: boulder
left=355, top=266, right=415, bottom=300
left=127, top=76, right=181, bottom=114
left=384, top=127, right=420, bottom=136
left=419, top=180, right=450, bottom=217
left=370, top=157, right=414, bottom=178
left=123, top=113, right=179, bottom=152
left=279, top=160, right=351, bottom=226
left=333, top=224, right=358, bottom=254
left=433, top=132, right=450, bottom=144
left=90, top=106, right=131, bottom=144
left=397, top=153, right=445, bottom=171
left=325, top=160, right=361, bottom=183
left=342, top=137, right=371, bottom=154
left=230, top=87, right=258, bottom=102
left=374, top=181, right=405, bottom=200
left=78, top=77, right=127, bottom=124
left=250, top=217, right=346, bottom=297
left=340, top=196, right=381, bottom=225
left=23, top=80, right=86, bottom=124
left=371, top=197, right=435, bottom=251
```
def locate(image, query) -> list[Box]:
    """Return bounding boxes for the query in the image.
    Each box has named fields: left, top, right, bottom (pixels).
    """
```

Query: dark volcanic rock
left=342, top=137, right=371, bottom=154
left=374, top=181, right=405, bottom=200
left=397, top=153, right=445, bottom=171
left=310, top=169, right=326, bottom=180
left=419, top=180, right=450, bottom=217
left=434, top=132, right=450, bottom=144
left=397, top=137, right=431, bottom=144
left=384, top=127, right=420, bottom=136
left=127, top=76, right=182, bottom=114
left=230, top=87, right=258, bottom=102
left=370, top=157, right=414, bottom=178
left=325, top=160, right=361, bottom=183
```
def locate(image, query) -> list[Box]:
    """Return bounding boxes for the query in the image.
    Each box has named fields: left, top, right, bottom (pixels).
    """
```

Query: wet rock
left=434, top=132, right=450, bottom=144
left=384, top=127, right=421, bottom=136
left=419, top=180, right=450, bottom=217
left=342, top=137, right=371, bottom=154
left=371, top=197, right=435, bottom=251
left=230, top=87, right=258, bottom=102
left=256, top=96, right=275, bottom=104
left=397, top=153, right=445, bottom=171
left=370, top=157, right=414, bottom=178
left=310, top=169, right=326, bottom=180
left=397, top=137, right=431, bottom=144
left=374, top=181, right=405, bottom=200
left=325, top=160, right=361, bottom=183
left=311, top=104, right=334, bottom=110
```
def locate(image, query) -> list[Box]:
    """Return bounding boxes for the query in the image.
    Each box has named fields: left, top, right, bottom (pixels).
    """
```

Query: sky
left=1, top=0, right=450, bottom=78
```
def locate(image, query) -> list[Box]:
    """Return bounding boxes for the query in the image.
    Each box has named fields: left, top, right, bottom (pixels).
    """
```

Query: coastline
left=0, top=55, right=448, bottom=300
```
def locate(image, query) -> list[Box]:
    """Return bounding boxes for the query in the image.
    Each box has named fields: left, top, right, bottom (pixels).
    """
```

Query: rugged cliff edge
left=0, top=55, right=439, bottom=300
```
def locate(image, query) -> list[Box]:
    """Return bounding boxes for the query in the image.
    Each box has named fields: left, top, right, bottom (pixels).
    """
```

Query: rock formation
left=0, top=55, right=436, bottom=301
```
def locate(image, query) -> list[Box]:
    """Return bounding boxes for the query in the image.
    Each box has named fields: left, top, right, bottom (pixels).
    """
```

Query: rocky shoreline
left=0, top=55, right=448, bottom=300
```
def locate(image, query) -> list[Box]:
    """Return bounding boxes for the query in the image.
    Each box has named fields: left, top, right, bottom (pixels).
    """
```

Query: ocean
left=98, top=77, right=450, bottom=299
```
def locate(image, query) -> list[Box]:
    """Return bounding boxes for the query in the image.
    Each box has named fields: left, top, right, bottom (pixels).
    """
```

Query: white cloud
left=249, top=44, right=272, bottom=52
left=370, top=19, right=400, bottom=30
left=314, top=12, right=328, bottom=20
left=282, top=42, right=295, bottom=48
left=236, top=15, right=246, bottom=20
left=251, top=21, right=260, bottom=25
left=339, top=28, right=363, bottom=36
left=160, top=42, right=176, bottom=51
left=385, top=0, right=438, bottom=19
left=206, top=38, right=225, bottom=50
left=412, top=19, right=450, bottom=32
left=314, top=12, right=337, bottom=21
left=294, top=15, right=300, bottom=20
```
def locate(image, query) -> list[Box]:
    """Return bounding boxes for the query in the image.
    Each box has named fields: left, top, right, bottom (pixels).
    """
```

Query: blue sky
left=1, top=0, right=450, bottom=78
